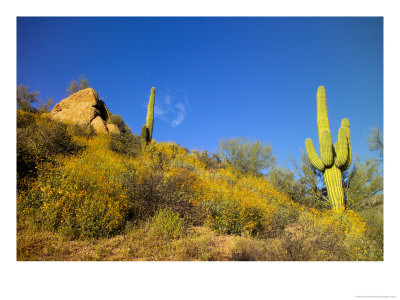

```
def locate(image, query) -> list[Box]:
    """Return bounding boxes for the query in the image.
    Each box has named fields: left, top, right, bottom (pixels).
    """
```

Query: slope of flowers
left=18, top=135, right=134, bottom=238
left=18, top=135, right=369, bottom=259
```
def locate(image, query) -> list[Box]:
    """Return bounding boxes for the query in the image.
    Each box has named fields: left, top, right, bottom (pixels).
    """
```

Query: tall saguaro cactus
left=141, top=87, right=155, bottom=148
left=305, top=86, right=352, bottom=212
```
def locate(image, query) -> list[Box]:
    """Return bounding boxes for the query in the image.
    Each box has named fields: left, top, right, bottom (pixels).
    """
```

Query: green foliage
left=201, top=200, right=247, bottom=235
left=18, top=136, right=133, bottom=239
left=107, top=114, right=130, bottom=134
left=357, top=203, right=383, bottom=260
left=109, top=132, right=141, bottom=156
left=17, top=84, right=53, bottom=113
left=68, top=123, right=95, bottom=139
left=148, top=208, right=186, bottom=240
left=191, top=150, right=222, bottom=169
left=122, top=163, right=199, bottom=224
left=17, top=84, right=39, bottom=112
left=17, top=110, right=81, bottom=184
left=218, top=137, right=275, bottom=175
left=367, top=128, right=383, bottom=161
left=269, top=154, right=328, bottom=210
left=66, top=75, right=90, bottom=96
left=345, top=155, right=383, bottom=210
left=305, top=86, right=351, bottom=212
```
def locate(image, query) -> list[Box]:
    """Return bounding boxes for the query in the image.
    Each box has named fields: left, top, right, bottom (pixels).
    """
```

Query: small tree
left=218, top=137, right=275, bottom=175
left=345, top=155, right=383, bottom=210
left=368, top=128, right=383, bottom=162
left=17, top=84, right=39, bottom=112
left=269, top=152, right=328, bottom=209
left=17, top=84, right=53, bottom=113
left=67, top=75, right=90, bottom=96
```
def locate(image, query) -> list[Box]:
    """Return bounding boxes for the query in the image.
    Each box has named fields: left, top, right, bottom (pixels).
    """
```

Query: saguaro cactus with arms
left=305, top=86, right=352, bottom=212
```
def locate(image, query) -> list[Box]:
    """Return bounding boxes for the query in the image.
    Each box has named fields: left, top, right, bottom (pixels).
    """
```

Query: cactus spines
left=141, top=87, right=155, bottom=148
left=305, top=86, right=352, bottom=213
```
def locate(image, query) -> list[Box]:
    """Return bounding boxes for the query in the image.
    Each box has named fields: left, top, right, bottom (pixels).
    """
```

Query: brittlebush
left=18, top=136, right=368, bottom=258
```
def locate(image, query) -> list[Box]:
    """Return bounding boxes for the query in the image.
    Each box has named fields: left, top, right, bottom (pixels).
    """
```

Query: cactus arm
left=146, top=87, right=155, bottom=140
left=335, top=127, right=349, bottom=168
left=342, top=144, right=352, bottom=171
left=305, top=138, right=325, bottom=172
left=340, top=118, right=352, bottom=171
left=141, top=124, right=149, bottom=148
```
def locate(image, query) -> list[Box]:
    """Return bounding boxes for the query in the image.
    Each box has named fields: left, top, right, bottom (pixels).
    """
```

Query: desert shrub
left=231, top=236, right=268, bottom=261
left=269, top=153, right=328, bottom=210
left=107, top=114, right=130, bottom=134
left=148, top=208, right=186, bottom=240
left=356, top=204, right=383, bottom=260
left=66, top=75, right=90, bottom=96
left=17, top=111, right=82, bottom=185
left=218, top=137, right=275, bottom=175
left=169, top=157, right=196, bottom=171
left=295, top=209, right=369, bottom=260
left=345, top=155, right=383, bottom=211
left=109, top=132, right=141, bottom=156
left=18, top=136, right=133, bottom=239
left=201, top=200, right=248, bottom=235
left=17, top=84, right=53, bottom=113
left=67, top=123, right=95, bottom=139
left=17, top=84, right=40, bottom=112
left=367, top=128, right=383, bottom=162
left=194, top=169, right=289, bottom=237
left=191, top=150, right=222, bottom=170
left=122, top=163, right=201, bottom=225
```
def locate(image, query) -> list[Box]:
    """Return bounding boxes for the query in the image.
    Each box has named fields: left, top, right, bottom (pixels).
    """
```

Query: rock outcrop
left=49, top=88, right=120, bottom=134
left=106, top=123, right=120, bottom=134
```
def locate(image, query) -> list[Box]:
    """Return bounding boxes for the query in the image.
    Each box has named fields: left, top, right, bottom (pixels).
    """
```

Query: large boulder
left=49, top=88, right=114, bottom=134
left=91, top=116, right=109, bottom=134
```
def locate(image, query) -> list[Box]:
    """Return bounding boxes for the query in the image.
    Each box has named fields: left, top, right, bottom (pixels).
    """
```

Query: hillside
left=16, top=108, right=383, bottom=261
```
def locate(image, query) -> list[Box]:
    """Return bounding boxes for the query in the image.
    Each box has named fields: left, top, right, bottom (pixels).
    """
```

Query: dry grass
left=17, top=219, right=242, bottom=261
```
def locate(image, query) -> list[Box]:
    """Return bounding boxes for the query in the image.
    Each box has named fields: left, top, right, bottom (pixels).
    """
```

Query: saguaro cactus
left=305, top=86, right=352, bottom=212
left=141, top=87, right=155, bottom=147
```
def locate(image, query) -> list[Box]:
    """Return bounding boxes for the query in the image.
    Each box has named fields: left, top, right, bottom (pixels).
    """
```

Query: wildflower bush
left=18, top=136, right=133, bottom=239
left=17, top=131, right=375, bottom=260
left=17, top=110, right=82, bottom=185
left=109, top=132, right=141, bottom=156
left=147, top=208, right=186, bottom=240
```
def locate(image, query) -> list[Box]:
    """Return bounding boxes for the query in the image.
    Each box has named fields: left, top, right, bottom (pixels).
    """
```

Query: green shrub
left=149, top=208, right=186, bottom=240
left=269, top=163, right=328, bottom=210
left=107, top=114, right=130, bottom=134
left=218, top=137, right=275, bottom=175
left=345, top=155, right=383, bottom=211
left=191, top=150, right=222, bottom=170
left=109, top=132, right=141, bottom=156
left=68, top=123, right=95, bottom=139
left=201, top=199, right=264, bottom=236
left=122, top=164, right=200, bottom=224
left=18, top=136, right=133, bottom=239
left=17, top=111, right=81, bottom=185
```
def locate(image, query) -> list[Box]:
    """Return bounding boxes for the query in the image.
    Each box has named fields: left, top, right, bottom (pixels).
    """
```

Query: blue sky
left=17, top=17, right=383, bottom=167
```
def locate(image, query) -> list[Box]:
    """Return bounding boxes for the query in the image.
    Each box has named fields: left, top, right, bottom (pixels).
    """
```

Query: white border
left=2, top=1, right=399, bottom=299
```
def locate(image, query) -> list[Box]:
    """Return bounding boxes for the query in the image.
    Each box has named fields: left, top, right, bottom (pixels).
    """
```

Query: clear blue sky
left=17, top=17, right=383, bottom=167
